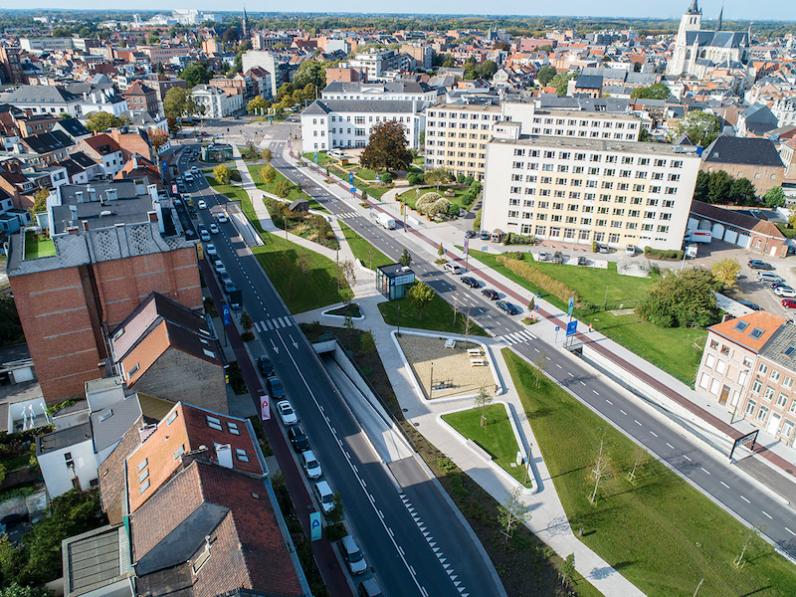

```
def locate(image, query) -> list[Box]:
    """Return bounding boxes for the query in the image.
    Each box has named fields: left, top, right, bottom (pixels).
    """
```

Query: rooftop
left=36, top=420, right=93, bottom=455
left=303, top=98, right=420, bottom=115
left=760, top=323, right=796, bottom=371
left=703, top=136, right=784, bottom=168
left=62, top=524, right=133, bottom=597
left=709, top=311, right=785, bottom=353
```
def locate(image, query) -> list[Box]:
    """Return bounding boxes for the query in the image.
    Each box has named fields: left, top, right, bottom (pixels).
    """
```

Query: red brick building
left=123, top=80, right=159, bottom=117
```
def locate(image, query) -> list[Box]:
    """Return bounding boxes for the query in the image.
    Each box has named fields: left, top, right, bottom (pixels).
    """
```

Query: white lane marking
left=634, top=419, right=642, bottom=426
left=568, top=372, right=575, bottom=377
left=761, top=510, right=773, bottom=520
left=649, top=431, right=658, bottom=438
left=720, top=481, right=730, bottom=489
left=619, top=409, right=628, bottom=416
left=666, top=442, right=675, bottom=450
left=254, top=321, right=262, bottom=332
left=579, top=381, right=587, bottom=386
left=683, top=455, right=692, bottom=462
left=786, top=527, right=795, bottom=536
left=555, top=363, right=562, bottom=369
left=592, top=389, right=599, bottom=395
left=740, top=495, right=751, bottom=504
left=700, top=467, right=711, bottom=475
left=605, top=399, right=613, bottom=405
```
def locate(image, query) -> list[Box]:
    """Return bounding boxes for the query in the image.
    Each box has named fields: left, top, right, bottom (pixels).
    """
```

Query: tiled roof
left=690, top=200, right=785, bottom=240
left=702, top=136, right=784, bottom=168
left=709, top=311, right=785, bottom=353
left=759, top=323, right=796, bottom=371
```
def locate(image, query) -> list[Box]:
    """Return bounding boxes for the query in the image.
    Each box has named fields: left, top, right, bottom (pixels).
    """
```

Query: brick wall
left=98, top=416, right=143, bottom=524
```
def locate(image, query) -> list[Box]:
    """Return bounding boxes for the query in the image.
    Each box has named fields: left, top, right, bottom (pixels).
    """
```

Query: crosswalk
left=253, top=316, right=296, bottom=332
left=337, top=212, right=359, bottom=220
left=500, top=329, right=537, bottom=345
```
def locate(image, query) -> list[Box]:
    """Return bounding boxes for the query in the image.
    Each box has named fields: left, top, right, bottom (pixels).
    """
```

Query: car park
left=782, top=298, right=796, bottom=309
left=214, top=259, right=226, bottom=275
left=276, top=400, right=298, bottom=426
left=197, top=199, right=207, bottom=209
left=748, top=259, right=774, bottom=270
left=301, top=450, right=322, bottom=479
left=288, top=425, right=310, bottom=452
left=481, top=288, right=499, bottom=301
left=496, top=300, right=521, bottom=315
left=257, top=355, right=274, bottom=378
left=774, top=285, right=796, bottom=298
left=205, top=243, right=217, bottom=256
left=444, top=262, right=465, bottom=275
left=340, top=535, right=368, bottom=575
left=209, top=223, right=220, bottom=234
left=314, top=481, right=335, bottom=513
left=461, top=276, right=480, bottom=288
left=267, top=376, right=286, bottom=399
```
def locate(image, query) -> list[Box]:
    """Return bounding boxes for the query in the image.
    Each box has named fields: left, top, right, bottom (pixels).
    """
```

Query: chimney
left=215, top=444, right=233, bottom=469
left=147, top=210, right=158, bottom=223
left=81, top=220, right=89, bottom=231
left=66, top=225, right=79, bottom=235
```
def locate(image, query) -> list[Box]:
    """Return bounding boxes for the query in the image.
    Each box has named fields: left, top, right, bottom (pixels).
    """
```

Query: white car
left=216, top=212, right=229, bottom=223
left=774, top=285, right=796, bottom=298
left=301, top=450, right=322, bottom=479
left=340, top=535, right=368, bottom=575
left=209, top=223, right=220, bottom=234
left=197, top=199, right=207, bottom=209
left=214, top=259, right=226, bottom=275
left=191, top=166, right=199, bottom=174
left=205, top=243, right=217, bottom=256
left=276, top=400, right=298, bottom=426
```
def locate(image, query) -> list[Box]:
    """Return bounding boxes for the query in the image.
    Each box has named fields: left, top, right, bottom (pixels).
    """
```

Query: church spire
left=717, top=6, right=723, bottom=31
left=242, top=6, right=248, bottom=38
left=687, top=0, right=702, bottom=15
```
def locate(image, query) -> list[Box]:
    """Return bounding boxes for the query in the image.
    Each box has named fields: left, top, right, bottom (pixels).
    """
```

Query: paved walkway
left=294, top=290, right=642, bottom=596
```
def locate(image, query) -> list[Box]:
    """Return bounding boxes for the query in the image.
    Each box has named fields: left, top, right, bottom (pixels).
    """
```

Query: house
left=688, top=200, right=788, bottom=257
left=36, top=421, right=97, bottom=496
left=77, top=134, right=125, bottom=176
left=123, top=80, right=159, bottom=117
left=570, top=74, right=603, bottom=98
left=0, top=85, right=81, bottom=116
left=701, top=136, right=785, bottom=195
left=61, top=525, right=135, bottom=597
left=190, top=84, right=243, bottom=119
left=737, top=104, right=779, bottom=137
left=19, top=130, right=75, bottom=166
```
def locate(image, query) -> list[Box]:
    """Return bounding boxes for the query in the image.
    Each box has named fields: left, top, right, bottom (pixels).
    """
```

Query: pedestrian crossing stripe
left=337, top=212, right=358, bottom=219
left=256, top=316, right=295, bottom=332
left=501, top=330, right=537, bottom=345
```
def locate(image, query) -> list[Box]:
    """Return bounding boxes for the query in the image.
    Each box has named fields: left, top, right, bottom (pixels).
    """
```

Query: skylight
left=735, top=321, right=749, bottom=331
left=750, top=328, right=764, bottom=339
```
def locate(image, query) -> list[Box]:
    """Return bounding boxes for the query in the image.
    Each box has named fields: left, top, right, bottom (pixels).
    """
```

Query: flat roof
left=36, top=420, right=92, bottom=455
left=491, top=134, right=700, bottom=157
left=62, top=524, right=133, bottom=597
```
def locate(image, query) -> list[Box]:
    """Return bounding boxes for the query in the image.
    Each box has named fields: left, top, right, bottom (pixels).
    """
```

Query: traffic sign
left=567, top=295, right=575, bottom=318
left=222, top=303, right=232, bottom=326
left=310, top=512, right=322, bottom=541
left=566, top=320, right=578, bottom=337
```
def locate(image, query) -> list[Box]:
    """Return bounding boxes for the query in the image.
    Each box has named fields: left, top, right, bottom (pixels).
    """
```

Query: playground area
left=396, top=333, right=497, bottom=400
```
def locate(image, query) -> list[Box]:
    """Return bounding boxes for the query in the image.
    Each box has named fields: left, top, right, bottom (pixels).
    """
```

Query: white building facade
left=190, top=85, right=243, bottom=119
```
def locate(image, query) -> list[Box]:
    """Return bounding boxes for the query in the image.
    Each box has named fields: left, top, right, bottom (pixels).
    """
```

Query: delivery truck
left=375, top=212, right=396, bottom=230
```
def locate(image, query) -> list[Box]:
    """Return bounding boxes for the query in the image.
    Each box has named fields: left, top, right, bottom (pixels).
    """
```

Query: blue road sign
left=567, top=295, right=575, bottom=318
left=313, top=151, right=319, bottom=164
left=348, top=172, right=354, bottom=184
left=310, top=512, right=322, bottom=541
left=566, top=320, right=578, bottom=337
left=222, top=303, right=232, bottom=326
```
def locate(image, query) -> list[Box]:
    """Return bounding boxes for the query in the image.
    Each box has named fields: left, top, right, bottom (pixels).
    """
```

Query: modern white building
left=480, top=124, right=701, bottom=251
left=36, top=421, right=98, bottom=497
left=321, top=80, right=440, bottom=107
left=190, top=85, right=243, bottom=119
left=343, top=49, right=414, bottom=81
left=300, top=99, right=424, bottom=152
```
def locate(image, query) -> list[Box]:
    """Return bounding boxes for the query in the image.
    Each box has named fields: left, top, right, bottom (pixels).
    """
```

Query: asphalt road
left=177, top=153, right=504, bottom=597
left=263, top=135, right=796, bottom=561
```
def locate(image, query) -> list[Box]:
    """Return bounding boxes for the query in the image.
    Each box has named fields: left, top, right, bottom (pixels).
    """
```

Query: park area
left=469, top=250, right=706, bottom=385
left=379, top=290, right=487, bottom=337
left=395, top=333, right=495, bottom=400
left=504, top=349, right=796, bottom=596
left=263, top=198, right=338, bottom=250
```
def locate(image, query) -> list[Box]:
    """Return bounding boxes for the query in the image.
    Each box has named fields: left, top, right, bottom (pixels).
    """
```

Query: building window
left=771, top=370, right=781, bottom=383
left=764, top=387, right=775, bottom=401
left=166, top=411, right=178, bottom=425
left=236, top=449, right=249, bottom=463
left=227, top=422, right=240, bottom=436
left=206, top=416, right=223, bottom=431
left=752, top=380, right=762, bottom=394
left=757, top=406, right=769, bottom=421
left=746, top=400, right=756, bottom=416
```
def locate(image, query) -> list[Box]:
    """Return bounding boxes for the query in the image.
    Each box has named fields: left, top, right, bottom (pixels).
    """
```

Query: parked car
left=481, top=288, right=499, bottom=301
left=217, top=212, right=229, bottom=223
left=257, top=355, right=274, bottom=378
left=209, top=223, right=220, bottom=234
left=358, top=578, right=384, bottom=597
left=782, top=298, right=796, bottom=309
left=770, top=281, right=788, bottom=290
left=199, top=227, right=211, bottom=242
left=214, top=259, right=226, bottom=275
left=758, top=271, right=783, bottom=283
left=197, top=199, right=207, bottom=209
left=314, top=480, right=335, bottom=513
left=737, top=299, right=761, bottom=311
left=191, top=166, right=199, bottom=174
left=340, top=535, right=368, bottom=575
left=444, top=262, right=465, bottom=275
left=748, top=259, right=774, bottom=270
left=496, top=300, right=521, bottom=315
left=464, top=230, right=477, bottom=239
left=267, top=376, right=286, bottom=399
left=223, top=278, right=236, bottom=294
left=302, top=450, right=322, bottom=479
left=577, top=256, right=589, bottom=266
left=774, top=285, right=796, bottom=298
left=276, top=400, right=298, bottom=426
left=288, top=425, right=310, bottom=452
left=205, top=243, right=217, bottom=256
left=461, top=276, right=480, bottom=288
left=479, top=230, right=490, bottom=241
left=625, top=245, right=636, bottom=256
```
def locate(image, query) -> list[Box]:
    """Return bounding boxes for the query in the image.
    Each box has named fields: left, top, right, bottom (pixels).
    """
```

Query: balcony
left=24, top=230, right=55, bottom=260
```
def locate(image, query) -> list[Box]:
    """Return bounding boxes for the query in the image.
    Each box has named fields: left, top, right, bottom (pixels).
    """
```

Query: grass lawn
left=263, top=198, right=339, bottom=250
left=443, top=404, right=531, bottom=487
left=204, top=171, right=249, bottom=204
left=252, top=233, right=350, bottom=314
left=326, top=303, right=362, bottom=318
left=504, top=349, right=796, bottom=596
left=469, top=250, right=706, bottom=385
left=247, top=163, right=315, bottom=204
left=397, top=185, right=474, bottom=211
left=378, top=292, right=487, bottom=336
left=303, top=150, right=332, bottom=166
left=327, top=163, right=391, bottom=198
left=24, top=231, right=55, bottom=259
left=339, top=221, right=392, bottom=270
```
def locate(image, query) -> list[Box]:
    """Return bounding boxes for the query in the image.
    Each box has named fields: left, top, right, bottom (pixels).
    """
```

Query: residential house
left=123, top=80, right=159, bottom=117
left=701, top=136, right=785, bottom=195
left=77, top=134, right=125, bottom=177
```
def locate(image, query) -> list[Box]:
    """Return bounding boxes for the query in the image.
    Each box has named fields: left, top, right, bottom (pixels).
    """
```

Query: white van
left=314, top=480, right=335, bottom=513
left=444, top=262, right=465, bottom=275
left=340, top=535, right=368, bottom=575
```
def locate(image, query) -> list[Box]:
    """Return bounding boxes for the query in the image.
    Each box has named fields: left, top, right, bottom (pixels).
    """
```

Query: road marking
left=683, top=455, right=692, bottom=462
left=700, top=467, right=711, bottom=475
left=555, top=363, right=562, bottom=369
left=398, top=546, right=405, bottom=556
left=720, top=481, right=730, bottom=489
left=619, top=409, right=628, bottom=416
left=605, top=399, right=613, bottom=405
left=786, top=527, right=795, bottom=536
left=666, top=442, right=675, bottom=449
left=568, top=372, right=575, bottom=377
left=761, top=510, right=773, bottom=520
left=634, top=419, right=642, bottom=426
left=579, top=381, right=586, bottom=386
left=592, top=389, right=599, bottom=395
left=534, top=347, right=540, bottom=353
left=740, top=495, right=751, bottom=504
left=649, top=431, right=658, bottom=438
left=254, top=321, right=262, bottom=332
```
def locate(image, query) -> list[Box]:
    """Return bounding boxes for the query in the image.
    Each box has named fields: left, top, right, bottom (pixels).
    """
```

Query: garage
left=736, top=233, right=751, bottom=248
left=723, top=229, right=738, bottom=244
left=711, top=222, right=725, bottom=239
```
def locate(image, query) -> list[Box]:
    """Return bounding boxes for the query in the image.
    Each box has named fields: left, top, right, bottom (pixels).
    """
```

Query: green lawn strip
left=338, top=220, right=392, bottom=270
left=378, top=294, right=488, bottom=336
left=397, top=185, right=474, bottom=210
left=246, top=162, right=314, bottom=204
left=326, top=163, right=391, bottom=198
left=204, top=171, right=249, bottom=204
left=442, top=404, right=531, bottom=487
left=252, top=234, right=350, bottom=314
left=24, top=231, right=55, bottom=259
left=469, top=250, right=705, bottom=385
left=302, top=150, right=332, bottom=166
left=503, top=349, right=796, bottom=596
left=325, top=303, right=362, bottom=318
left=263, top=198, right=339, bottom=250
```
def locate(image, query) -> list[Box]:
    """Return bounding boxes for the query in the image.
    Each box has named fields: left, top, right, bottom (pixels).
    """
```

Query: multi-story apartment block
left=697, top=312, right=796, bottom=446
left=481, top=125, right=701, bottom=250
left=7, top=180, right=201, bottom=401
left=301, top=99, right=424, bottom=152
left=344, top=49, right=414, bottom=81
left=321, top=80, right=440, bottom=107
left=424, top=101, right=643, bottom=180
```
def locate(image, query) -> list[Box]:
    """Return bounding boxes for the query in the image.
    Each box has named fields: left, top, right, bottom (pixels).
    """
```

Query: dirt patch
left=396, top=333, right=496, bottom=399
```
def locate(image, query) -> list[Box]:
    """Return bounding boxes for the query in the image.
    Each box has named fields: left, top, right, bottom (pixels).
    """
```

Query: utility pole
left=429, top=361, right=434, bottom=399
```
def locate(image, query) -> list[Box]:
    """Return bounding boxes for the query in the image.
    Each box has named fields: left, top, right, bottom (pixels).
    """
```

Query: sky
left=1, top=1, right=794, bottom=22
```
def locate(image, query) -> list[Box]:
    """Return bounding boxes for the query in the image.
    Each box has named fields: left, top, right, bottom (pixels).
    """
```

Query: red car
left=782, top=298, right=796, bottom=309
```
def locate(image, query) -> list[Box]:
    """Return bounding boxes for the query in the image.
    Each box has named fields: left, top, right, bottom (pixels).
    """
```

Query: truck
left=685, top=230, right=712, bottom=244
left=375, top=212, right=396, bottom=230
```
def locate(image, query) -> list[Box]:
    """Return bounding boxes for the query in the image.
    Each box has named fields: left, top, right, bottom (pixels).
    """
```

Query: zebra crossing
left=253, top=316, right=296, bottom=333
left=500, top=329, right=537, bottom=345
left=337, top=212, right=359, bottom=220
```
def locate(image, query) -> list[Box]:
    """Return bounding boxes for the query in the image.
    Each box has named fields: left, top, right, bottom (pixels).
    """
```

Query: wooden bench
left=470, top=358, right=487, bottom=367
left=467, top=348, right=483, bottom=357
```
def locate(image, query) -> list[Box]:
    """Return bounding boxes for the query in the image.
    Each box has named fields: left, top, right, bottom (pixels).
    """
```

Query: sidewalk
left=293, top=291, right=643, bottom=596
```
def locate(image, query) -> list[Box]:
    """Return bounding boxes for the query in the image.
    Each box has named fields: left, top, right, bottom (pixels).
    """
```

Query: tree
left=274, top=178, right=292, bottom=198
left=261, top=147, right=273, bottom=162
left=675, top=110, right=722, bottom=147
left=589, top=438, right=611, bottom=504
left=638, top=268, right=721, bottom=328
left=213, top=164, right=231, bottom=185
left=424, top=168, right=453, bottom=190
left=728, top=177, right=757, bottom=204
left=630, top=82, right=670, bottom=100
left=560, top=553, right=576, bottom=589
left=711, top=259, right=741, bottom=290
left=180, top=62, right=211, bottom=86
left=536, top=64, right=557, bottom=87
left=339, top=260, right=357, bottom=306
left=163, top=86, right=194, bottom=120
left=247, top=96, right=268, bottom=114
left=733, top=526, right=760, bottom=569
left=399, top=248, right=412, bottom=267
left=497, top=487, right=528, bottom=542
left=261, top=164, right=277, bottom=183
left=437, top=242, right=444, bottom=257
left=29, top=187, right=49, bottom=216
left=707, top=170, right=733, bottom=204
left=408, top=281, right=434, bottom=318
left=85, top=111, right=123, bottom=133
left=0, top=584, right=49, bottom=597
left=474, top=387, right=492, bottom=427
left=149, top=129, right=169, bottom=154
left=763, top=186, right=786, bottom=208
left=693, top=170, right=710, bottom=201
left=360, top=121, right=412, bottom=172
left=549, top=72, right=574, bottom=96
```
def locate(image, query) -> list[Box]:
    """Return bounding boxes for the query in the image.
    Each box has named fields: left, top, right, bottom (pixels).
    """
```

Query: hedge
left=643, top=246, right=684, bottom=260
left=496, top=254, right=578, bottom=306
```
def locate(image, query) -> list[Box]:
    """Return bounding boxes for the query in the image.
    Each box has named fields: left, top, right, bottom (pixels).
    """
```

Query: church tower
left=242, top=6, right=249, bottom=38
left=667, top=0, right=704, bottom=76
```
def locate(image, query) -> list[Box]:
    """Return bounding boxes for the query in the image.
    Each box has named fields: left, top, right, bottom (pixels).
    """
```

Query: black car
left=461, top=276, right=480, bottom=288
left=737, top=299, right=762, bottom=311
left=267, top=375, right=286, bottom=399
left=496, top=300, right=521, bottom=315
left=479, top=230, right=490, bottom=241
left=257, top=355, right=274, bottom=378
left=464, top=230, right=477, bottom=239
left=481, top=288, right=499, bottom=301
left=748, top=259, right=774, bottom=270
left=288, top=425, right=310, bottom=452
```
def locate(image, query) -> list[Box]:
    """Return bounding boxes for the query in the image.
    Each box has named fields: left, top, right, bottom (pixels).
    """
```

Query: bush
left=274, top=178, right=292, bottom=198
left=643, top=246, right=684, bottom=260
left=416, top=191, right=441, bottom=214
left=429, top=197, right=451, bottom=218
left=407, top=172, right=424, bottom=185
left=456, top=174, right=466, bottom=184
left=379, top=172, right=394, bottom=184
left=229, top=169, right=241, bottom=183
left=503, top=233, right=535, bottom=245
left=496, top=254, right=576, bottom=306
left=638, top=268, right=720, bottom=328
left=261, top=164, right=277, bottom=183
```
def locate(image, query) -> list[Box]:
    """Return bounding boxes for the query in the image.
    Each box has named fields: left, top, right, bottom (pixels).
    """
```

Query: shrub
left=379, top=172, right=394, bottom=184
left=274, top=178, right=292, bottom=198
left=229, top=169, right=241, bottom=183
left=456, top=174, right=466, bottom=184
left=428, top=197, right=450, bottom=218
left=261, top=164, right=277, bottom=183
left=496, top=254, right=576, bottom=306
left=240, top=331, right=255, bottom=342
left=416, top=191, right=441, bottom=214
left=407, top=172, right=424, bottom=185
left=643, top=246, right=684, bottom=260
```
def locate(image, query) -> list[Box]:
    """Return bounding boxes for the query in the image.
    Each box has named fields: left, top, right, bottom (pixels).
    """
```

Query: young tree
left=711, top=259, right=741, bottom=290
left=247, top=96, right=268, bottom=114
left=261, top=164, right=277, bottom=183
left=733, top=526, right=760, bottom=569
left=260, top=147, right=273, bottom=162
left=360, top=121, right=412, bottom=172
left=497, top=487, right=528, bottom=542
left=339, top=259, right=357, bottom=303
left=675, top=110, right=722, bottom=147
left=274, top=178, right=292, bottom=198
left=437, top=242, right=444, bottom=257
left=399, top=248, right=412, bottom=267
left=424, top=168, right=453, bottom=191
left=408, top=281, right=434, bottom=319
left=213, top=164, right=231, bottom=185
left=626, top=447, right=647, bottom=485
left=528, top=296, right=536, bottom=312
left=763, top=186, right=786, bottom=208
left=474, top=387, right=493, bottom=427
left=560, top=553, right=577, bottom=589
left=85, top=111, right=124, bottom=133
left=589, top=438, right=611, bottom=505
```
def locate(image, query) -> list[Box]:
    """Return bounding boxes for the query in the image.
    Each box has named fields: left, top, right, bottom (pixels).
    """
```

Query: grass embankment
left=504, top=349, right=796, bottom=596
left=204, top=171, right=249, bottom=203
left=24, top=231, right=55, bottom=259
left=263, top=198, right=338, bottom=250
left=299, top=324, right=599, bottom=597
left=469, top=251, right=706, bottom=385
left=378, top=293, right=488, bottom=336
left=443, top=404, right=531, bottom=487
left=246, top=162, right=321, bottom=209
left=339, top=221, right=392, bottom=270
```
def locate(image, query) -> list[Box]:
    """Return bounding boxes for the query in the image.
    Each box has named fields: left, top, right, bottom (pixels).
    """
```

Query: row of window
left=511, top=150, right=683, bottom=169
left=510, top=184, right=680, bottom=196
left=507, top=225, right=669, bottom=239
